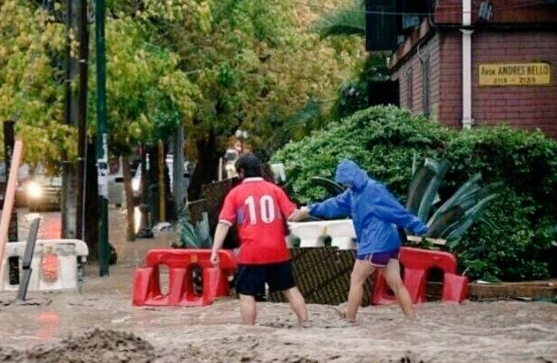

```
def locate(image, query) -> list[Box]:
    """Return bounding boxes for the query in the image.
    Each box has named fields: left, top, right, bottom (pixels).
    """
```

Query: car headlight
left=131, top=178, right=140, bottom=192
left=27, top=181, right=43, bottom=199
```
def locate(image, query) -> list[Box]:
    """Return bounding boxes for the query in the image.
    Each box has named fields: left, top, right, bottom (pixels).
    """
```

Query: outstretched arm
left=309, top=191, right=351, bottom=219
left=288, top=206, right=311, bottom=222
left=371, top=185, right=428, bottom=235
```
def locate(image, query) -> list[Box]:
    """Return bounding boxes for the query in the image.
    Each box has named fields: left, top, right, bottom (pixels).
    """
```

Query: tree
left=0, top=0, right=74, bottom=166
left=136, top=0, right=364, bottom=199
left=313, top=0, right=391, bottom=119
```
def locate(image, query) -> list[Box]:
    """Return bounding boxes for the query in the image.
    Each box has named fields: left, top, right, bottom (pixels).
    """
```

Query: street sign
left=478, top=62, right=551, bottom=86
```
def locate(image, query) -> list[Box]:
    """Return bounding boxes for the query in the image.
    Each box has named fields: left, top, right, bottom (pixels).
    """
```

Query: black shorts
left=235, top=260, right=296, bottom=296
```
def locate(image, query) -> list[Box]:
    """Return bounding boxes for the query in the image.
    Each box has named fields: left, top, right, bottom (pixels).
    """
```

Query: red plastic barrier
left=132, top=249, right=237, bottom=307
left=371, top=246, right=468, bottom=305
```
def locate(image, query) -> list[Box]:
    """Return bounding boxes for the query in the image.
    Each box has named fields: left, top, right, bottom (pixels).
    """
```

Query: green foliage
left=145, top=0, right=364, bottom=157
left=2, top=0, right=361, bottom=172
left=439, top=126, right=557, bottom=280
left=272, top=105, right=557, bottom=281
left=88, top=14, right=198, bottom=156
left=406, top=157, right=503, bottom=244
left=313, top=1, right=365, bottom=39
left=272, top=106, right=447, bottom=203
left=0, top=0, right=73, bottom=165
left=456, top=188, right=554, bottom=281
left=330, top=54, right=391, bottom=121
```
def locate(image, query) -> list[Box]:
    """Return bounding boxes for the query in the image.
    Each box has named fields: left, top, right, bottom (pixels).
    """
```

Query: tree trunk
left=187, top=131, right=221, bottom=201
left=122, top=155, right=135, bottom=241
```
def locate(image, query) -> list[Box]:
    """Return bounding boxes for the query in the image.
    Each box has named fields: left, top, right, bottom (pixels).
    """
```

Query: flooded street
left=0, top=208, right=556, bottom=362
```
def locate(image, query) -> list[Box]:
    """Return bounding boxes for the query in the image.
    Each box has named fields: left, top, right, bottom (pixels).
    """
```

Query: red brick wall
left=434, top=0, right=557, bottom=25
left=402, top=30, right=557, bottom=137
left=393, top=34, right=441, bottom=120
left=439, top=32, right=462, bottom=129
left=472, top=31, right=557, bottom=137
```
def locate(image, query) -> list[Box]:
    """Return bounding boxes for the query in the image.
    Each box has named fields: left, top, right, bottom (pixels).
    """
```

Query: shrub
left=272, top=106, right=449, bottom=203
left=272, top=106, right=557, bottom=281
left=441, top=127, right=557, bottom=280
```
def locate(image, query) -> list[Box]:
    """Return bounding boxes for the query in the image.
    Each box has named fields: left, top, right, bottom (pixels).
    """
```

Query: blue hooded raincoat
left=309, top=160, right=428, bottom=255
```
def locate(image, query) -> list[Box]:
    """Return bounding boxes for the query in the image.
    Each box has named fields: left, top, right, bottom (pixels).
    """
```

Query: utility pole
left=95, top=0, right=109, bottom=276
left=76, top=0, right=89, bottom=240
left=62, top=0, right=79, bottom=240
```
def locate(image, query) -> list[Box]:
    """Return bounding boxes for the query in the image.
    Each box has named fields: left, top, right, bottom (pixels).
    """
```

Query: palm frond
left=313, top=4, right=365, bottom=39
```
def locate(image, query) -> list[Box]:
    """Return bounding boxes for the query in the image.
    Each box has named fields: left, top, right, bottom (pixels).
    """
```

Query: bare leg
left=345, top=260, right=376, bottom=322
left=383, top=259, right=415, bottom=319
left=282, top=287, right=308, bottom=324
left=239, top=294, right=257, bottom=325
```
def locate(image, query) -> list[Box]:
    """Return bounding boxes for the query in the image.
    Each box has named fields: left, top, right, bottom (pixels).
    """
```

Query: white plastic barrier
left=288, top=220, right=356, bottom=250
left=0, top=239, right=88, bottom=292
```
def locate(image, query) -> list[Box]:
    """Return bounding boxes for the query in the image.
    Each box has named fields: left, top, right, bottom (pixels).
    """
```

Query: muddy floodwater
left=1, top=213, right=556, bottom=363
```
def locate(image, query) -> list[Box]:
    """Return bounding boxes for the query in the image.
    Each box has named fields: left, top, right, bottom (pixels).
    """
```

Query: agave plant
left=308, top=157, right=502, bottom=247
left=407, top=158, right=503, bottom=247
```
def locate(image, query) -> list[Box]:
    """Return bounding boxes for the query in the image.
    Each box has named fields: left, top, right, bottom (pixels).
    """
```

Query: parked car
left=15, top=164, right=62, bottom=211
left=107, top=157, right=124, bottom=207
left=131, top=156, right=193, bottom=201
left=106, top=157, right=141, bottom=207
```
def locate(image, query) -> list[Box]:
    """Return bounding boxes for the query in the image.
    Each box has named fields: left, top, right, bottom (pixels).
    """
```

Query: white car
left=131, top=156, right=193, bottom=201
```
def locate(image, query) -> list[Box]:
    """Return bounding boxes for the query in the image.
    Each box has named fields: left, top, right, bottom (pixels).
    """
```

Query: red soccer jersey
left=218, top=177, right=297, bottom=264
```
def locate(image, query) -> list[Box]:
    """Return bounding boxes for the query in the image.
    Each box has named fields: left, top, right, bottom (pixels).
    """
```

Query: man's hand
left=289, top=206, right=311, bottom=222
left=210, top=250, right=219, bottom=265
left=211, top=222, right=230, bottom=265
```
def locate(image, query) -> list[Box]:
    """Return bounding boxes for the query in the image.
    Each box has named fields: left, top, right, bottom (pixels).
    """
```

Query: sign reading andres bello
left=478, top=62, right=551, bottom=86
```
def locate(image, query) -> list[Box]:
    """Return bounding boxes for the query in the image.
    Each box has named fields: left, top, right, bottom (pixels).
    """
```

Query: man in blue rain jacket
left=300, top=159, right=428, bottom=321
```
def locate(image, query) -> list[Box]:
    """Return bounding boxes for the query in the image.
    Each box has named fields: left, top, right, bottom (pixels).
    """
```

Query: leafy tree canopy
left=0, top=0, right=72, bottom=166
left=137, top=0, right=365, bottom=156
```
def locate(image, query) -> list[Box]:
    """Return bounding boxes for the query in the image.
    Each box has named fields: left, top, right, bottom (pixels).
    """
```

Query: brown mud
left=0, top=209, right=555, bottom=363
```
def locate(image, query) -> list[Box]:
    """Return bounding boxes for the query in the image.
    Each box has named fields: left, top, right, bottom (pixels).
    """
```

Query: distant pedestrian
left=299, top=159, right=428, bottom=321
left=211, top=154, right=308, bottom=325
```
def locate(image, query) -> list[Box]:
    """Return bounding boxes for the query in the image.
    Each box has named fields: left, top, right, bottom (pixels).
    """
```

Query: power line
left=294, top=0, right=552, bottom=17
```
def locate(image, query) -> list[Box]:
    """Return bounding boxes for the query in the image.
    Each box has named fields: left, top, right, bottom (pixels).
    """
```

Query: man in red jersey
left=210, top=154, right=308, bottom=325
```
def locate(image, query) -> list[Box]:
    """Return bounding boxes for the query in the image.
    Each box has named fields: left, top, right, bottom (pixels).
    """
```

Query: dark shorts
left=357, top=249, right=400, bottom=267
left=235, top=260, right=296, bottom=296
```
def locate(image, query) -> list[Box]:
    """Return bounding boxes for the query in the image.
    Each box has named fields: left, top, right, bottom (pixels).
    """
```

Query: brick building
left=384, top=0, right=557, bottom=137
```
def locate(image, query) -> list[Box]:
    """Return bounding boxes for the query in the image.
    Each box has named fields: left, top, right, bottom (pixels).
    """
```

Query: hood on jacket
left=334, top=159, right=369, bottom=191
